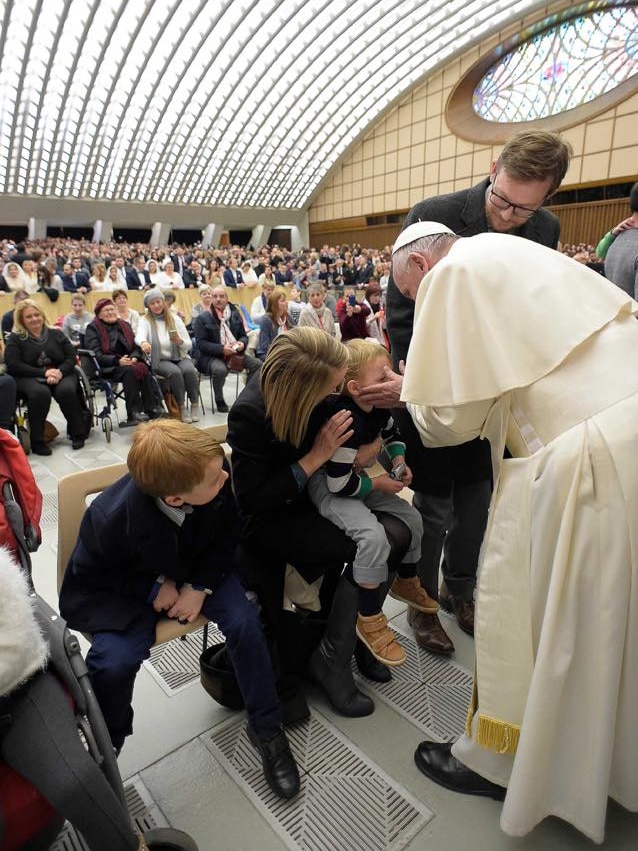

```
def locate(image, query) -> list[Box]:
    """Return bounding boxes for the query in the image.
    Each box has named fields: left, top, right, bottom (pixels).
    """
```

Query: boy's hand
left=399, top=462, right=413, bottom=488
left=372, top=474, right=403, bottom=494
left=152, top=579, right=179, bottom=613
left=168, top=587, right=206, bottom=623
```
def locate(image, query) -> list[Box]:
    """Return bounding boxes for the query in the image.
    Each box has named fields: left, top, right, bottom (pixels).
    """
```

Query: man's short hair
left=629, top=181, right=638, bottom=213
left=127, top=420, right=224, bottom=497
left=497, top=130, right=573, bottom=195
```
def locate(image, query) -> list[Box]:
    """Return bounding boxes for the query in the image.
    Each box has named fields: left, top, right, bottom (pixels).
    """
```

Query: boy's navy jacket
left=59, top=468, right=238, bottom=633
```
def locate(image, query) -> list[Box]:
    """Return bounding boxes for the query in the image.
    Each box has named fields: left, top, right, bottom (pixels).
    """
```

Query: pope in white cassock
left=391, top=221, right=638, bottom=843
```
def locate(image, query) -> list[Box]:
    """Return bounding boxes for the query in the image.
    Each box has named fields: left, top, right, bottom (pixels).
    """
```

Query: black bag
left=39, top=287, right=59, bottom=302
left=200, top=642, right=244, bottom=710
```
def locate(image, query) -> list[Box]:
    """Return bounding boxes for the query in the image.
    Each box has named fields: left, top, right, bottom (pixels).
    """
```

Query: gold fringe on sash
left=476, top=714, right=520, bottom=755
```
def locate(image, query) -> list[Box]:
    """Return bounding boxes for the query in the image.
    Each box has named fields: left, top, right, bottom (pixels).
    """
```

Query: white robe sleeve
left=407, top=399, right=494, bottom=447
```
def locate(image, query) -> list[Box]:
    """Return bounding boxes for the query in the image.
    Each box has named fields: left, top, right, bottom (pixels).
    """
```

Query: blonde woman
left=89, top=263, right=109, bottom=291
left=4, top=300, right=88, bottom=453
left=255, top=287, right=289, bottom=360
left=227, top=327, right=412, bottom=719
left=189, top=285, right=214, bottom=321
left=136, top=289, right=199, bottom=422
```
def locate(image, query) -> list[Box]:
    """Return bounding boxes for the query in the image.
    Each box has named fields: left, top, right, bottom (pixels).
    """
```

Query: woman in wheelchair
left=5, top=300, right=89, bottom=454
left=84, top=298, right=158, bottom=426
left=136, top=289, right=200, bottom=423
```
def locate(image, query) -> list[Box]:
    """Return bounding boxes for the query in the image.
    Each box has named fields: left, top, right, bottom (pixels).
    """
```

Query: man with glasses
left=368, top=131, right=572, bottom=657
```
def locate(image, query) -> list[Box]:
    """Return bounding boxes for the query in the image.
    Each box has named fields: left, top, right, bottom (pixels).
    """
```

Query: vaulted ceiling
left=0, top=0, right=546, bottom=210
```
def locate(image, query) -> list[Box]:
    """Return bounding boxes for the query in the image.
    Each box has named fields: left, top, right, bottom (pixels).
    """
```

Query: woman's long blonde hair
left=261, top=326, right=348, bottom=448
left=144, top=296, right=176, bottom=333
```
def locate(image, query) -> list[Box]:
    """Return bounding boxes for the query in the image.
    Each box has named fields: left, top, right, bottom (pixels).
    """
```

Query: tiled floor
left=27, top=380, right=638, bottom=851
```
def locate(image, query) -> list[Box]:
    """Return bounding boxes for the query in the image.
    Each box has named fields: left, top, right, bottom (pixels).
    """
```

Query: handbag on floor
left=163, top=392, right=181, bottom=419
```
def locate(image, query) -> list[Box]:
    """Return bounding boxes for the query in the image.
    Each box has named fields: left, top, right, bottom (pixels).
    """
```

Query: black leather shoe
left=354, top=638, right=392, bottom=684
left=31, top=442, right=52, bottom=456
left=414, top=742, right=506, bottom=800
left=248, top=726, right=300, bottom=799
left=71, top=438, right=85, bottom=450
left=215, top=400, right=229, bottom=413
left=439, top=584, right=475, bottom=636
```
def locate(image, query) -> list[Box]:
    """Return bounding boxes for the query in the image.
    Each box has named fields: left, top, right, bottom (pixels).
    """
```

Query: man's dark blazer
left=59, top=470, right=238, bottom=633
left=193, top=306, right=249, bottom=374
left=59, top=271, right=90, bottom=292
left=223, top=268, right=243, bottom=288
left=385, top=176, right=561, bottom=492
left=125, top=267, right=151, bottom=290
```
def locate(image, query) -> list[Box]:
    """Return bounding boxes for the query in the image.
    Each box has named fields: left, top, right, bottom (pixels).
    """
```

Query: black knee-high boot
left=308, top=574, right=374, bottom=717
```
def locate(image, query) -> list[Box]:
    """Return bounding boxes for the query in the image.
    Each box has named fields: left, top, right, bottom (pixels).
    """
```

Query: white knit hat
left=391, top=221, right=455, bottom=255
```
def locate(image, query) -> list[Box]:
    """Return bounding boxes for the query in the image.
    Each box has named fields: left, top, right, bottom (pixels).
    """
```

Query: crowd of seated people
left=0, top=237, right=394, bottom=301
left=0, top=227, right=617, bottom=453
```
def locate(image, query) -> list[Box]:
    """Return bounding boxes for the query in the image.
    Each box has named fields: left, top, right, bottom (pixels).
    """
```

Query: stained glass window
left=474, top=6, right=638, bottom=122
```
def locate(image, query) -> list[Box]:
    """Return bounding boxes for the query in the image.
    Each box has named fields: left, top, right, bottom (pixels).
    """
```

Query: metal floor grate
left=355, top=622, right=472, bottom=743
left=40, top=491, right=59, bottom=527
left=143, top=625, right=225, bottom=694
left=49, top=776, right=167, bottom=851
left=205, top=711, right=432, bottom=851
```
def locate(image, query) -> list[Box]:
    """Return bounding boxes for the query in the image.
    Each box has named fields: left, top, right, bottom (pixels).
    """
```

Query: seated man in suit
left=193, top=284, right=260, bottom=413
left=223, top=258, right=243, bottom=288
left=183, top=260, right=206, bottom=288
left=125, top=256, right=151, bottom=291
left=59, top=262, right=89, bottom=293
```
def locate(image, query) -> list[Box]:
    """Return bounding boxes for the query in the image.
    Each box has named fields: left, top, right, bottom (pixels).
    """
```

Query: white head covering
left=391, top=221, right=455, bottom=255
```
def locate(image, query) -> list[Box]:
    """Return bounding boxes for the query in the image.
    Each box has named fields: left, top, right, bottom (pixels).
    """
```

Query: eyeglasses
left=488, top=182, right=543, bottom=219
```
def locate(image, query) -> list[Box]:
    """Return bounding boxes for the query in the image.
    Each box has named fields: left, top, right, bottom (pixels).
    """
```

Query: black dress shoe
left=354, top=638, right=392, bottom=684
left=71, top=438, right=85, bottom=450
left=247, top=726, right=300, bottom=799
left=439, top=585, right=475, bottom=636
left=407, top=608, right=454, bottom=655
left=414, top=742, right=506, bottom=800
left=215, top=400, right=229, bottom=413
left=31, top=441, right=52, bottom=456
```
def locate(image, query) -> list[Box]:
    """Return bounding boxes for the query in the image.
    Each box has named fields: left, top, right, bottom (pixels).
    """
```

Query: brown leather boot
left=407, top=607, right=454, bottom=655
left=439, top=584, right=475, bottom=636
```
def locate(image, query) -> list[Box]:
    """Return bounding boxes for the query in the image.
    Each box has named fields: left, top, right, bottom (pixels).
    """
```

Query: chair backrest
left=56, top=422, right=229, bottom=593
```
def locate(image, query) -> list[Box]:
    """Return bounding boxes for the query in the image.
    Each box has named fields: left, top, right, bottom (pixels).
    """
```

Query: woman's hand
left=44, top=368, right=62, bottom=385
left=140, top=341, right=152, bottom=354
left=313, top=409, right=354, bottom=460
left=119, top=356, right=133, bottom=366
left=298, top=409, right=354, bottom=478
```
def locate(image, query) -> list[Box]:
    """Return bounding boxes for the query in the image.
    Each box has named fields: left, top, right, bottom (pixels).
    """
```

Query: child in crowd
left=59, top=420, right=299, bottom=800
left=308, top=340, right=437, bottom=667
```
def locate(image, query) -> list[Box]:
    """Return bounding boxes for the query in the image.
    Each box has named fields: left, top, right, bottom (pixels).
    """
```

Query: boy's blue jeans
left=86, top=573, right=281, bottom=751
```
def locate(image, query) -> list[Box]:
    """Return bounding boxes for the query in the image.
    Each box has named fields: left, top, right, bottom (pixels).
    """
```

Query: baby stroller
left=0, top=430, right=197, bottom=851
